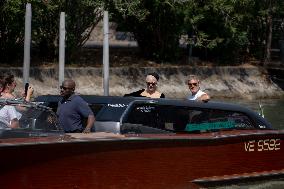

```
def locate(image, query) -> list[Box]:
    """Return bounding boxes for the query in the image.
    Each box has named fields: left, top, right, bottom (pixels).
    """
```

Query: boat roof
left=35, top=95, right=272, bottom=129
left=35, top=94, right=254, bottom=112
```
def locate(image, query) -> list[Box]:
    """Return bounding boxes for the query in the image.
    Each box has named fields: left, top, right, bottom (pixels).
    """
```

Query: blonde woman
left=124, top=72, right=165, bottom=98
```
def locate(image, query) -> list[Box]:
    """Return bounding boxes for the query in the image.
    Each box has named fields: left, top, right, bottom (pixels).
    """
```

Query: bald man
left=57, top=79, right=95, bottom=133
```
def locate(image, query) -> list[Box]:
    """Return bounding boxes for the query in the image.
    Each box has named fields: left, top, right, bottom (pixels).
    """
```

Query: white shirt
left=187, top=89, right=206, bottom=101
left=0, top=105, right=22, bottom=126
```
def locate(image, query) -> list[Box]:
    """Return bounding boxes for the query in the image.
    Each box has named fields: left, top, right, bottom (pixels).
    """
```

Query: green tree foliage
left=1, top=0, right=284, bottom=65
left=63, top=0, right=104, bottom=62
left=248, top=0, right=284, bottom=63
left=0, top=0, right=26, bottom=63
left=181, top=0, right=255, bottom=63
left=0, top=0, right=144, bottom=64
left=111, top=0, right=184, bottom=62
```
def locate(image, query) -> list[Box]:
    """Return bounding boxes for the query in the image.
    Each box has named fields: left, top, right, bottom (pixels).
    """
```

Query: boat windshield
left=0, top=99, right=61, bottom=132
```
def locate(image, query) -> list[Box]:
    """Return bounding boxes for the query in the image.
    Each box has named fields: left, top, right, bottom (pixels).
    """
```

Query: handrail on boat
left=0, top=98, right=53, bottom=112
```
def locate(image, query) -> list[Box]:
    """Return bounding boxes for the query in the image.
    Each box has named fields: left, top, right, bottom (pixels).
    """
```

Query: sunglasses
left=60, top=86, right=73, bottom=90
left=146, top=82, right=157, bottom=86
left=188, top=83, right=198, bottom=87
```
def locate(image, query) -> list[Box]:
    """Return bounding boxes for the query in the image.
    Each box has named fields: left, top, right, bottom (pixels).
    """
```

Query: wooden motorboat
left=1, top=97, right=284, bottom=189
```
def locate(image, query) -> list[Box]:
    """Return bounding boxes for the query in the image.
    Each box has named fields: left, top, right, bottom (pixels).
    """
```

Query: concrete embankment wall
left=4, top=65, right=284, bottom=100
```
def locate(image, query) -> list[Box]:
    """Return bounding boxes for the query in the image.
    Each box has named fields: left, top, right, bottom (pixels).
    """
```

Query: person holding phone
left=0, top=73, right=26, bottom=129
left=0, top=73, right=34, bottom=101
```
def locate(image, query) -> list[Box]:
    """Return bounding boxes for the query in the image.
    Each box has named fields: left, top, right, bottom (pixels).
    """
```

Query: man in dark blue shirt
left=57, top=79, right=95, bottom=133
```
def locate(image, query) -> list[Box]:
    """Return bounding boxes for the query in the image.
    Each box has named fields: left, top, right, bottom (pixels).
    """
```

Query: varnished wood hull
left=1, top=131, right=284, bottom=189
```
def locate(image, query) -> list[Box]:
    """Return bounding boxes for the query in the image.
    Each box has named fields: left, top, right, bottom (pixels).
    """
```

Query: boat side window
left=157, top=105, right=190, bottom=131
left=185, top=108, right=255, bottom=132
left=122, top=104, right=190, bottom=133
left=123, top=104, right=158, bottom=129
left=124, top=105, right=192, bottom=132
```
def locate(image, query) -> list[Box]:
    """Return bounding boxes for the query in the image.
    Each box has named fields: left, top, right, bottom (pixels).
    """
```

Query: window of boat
left=155, top=106, right=255, bottom=132
left=122, top=103, right=176, bottom=134
left=123, top=104, right=158, bottom=128
left=122, top=104, right=255, bottom=133
left=156, top=105, right=190, bottom=132
left=185, top=108, right=255, bottom=132
left=122, top=104, right=191, bottom=133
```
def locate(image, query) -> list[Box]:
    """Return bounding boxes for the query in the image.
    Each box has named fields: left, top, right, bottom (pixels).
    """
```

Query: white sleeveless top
left=187, top=90, right=206, bottom=101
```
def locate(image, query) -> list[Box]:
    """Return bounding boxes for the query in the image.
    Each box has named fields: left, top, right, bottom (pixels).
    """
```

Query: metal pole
left=103, top=11, right=109, bottom=96
left=23, top=3, right=32, bottom=85
left=59, top=12, right=66, bottom=87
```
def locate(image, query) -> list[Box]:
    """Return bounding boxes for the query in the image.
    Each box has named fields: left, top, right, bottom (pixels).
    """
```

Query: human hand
left=27, top=86, right=34, bottom=96
left=83, top=127, right=91, bottom=134
left=198, top=94, right=210, bottom=103
left=25, top=86, right=34, bottom=102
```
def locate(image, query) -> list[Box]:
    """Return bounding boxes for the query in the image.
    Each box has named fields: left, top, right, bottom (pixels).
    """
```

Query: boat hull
left=1, top=131, right=284, bottom=189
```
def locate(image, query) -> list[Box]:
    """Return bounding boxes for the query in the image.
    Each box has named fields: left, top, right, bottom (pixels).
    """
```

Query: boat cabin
left=35, top=95, right=273, bottom=134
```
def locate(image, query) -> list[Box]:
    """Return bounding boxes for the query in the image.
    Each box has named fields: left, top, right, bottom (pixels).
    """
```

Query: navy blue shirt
left=57, top=94, right=93, bottom=132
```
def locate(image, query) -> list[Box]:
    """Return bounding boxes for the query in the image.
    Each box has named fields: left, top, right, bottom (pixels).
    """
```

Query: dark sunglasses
left=60, top=86, right=73, bottom=90
left=146, top=82, right=157, bottom=86
left=188, top=83, right=198, bottom=87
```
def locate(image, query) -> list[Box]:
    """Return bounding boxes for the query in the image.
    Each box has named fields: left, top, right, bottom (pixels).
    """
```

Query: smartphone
left=25, top=83, right=29, bottom=96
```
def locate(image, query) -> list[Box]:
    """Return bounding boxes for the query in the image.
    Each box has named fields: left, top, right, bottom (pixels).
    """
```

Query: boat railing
left=0, top=98, right=53, bottom=112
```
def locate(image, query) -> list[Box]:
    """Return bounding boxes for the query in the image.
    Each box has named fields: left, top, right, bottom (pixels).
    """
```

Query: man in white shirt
left=187, top=75, right=210, bottom=102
